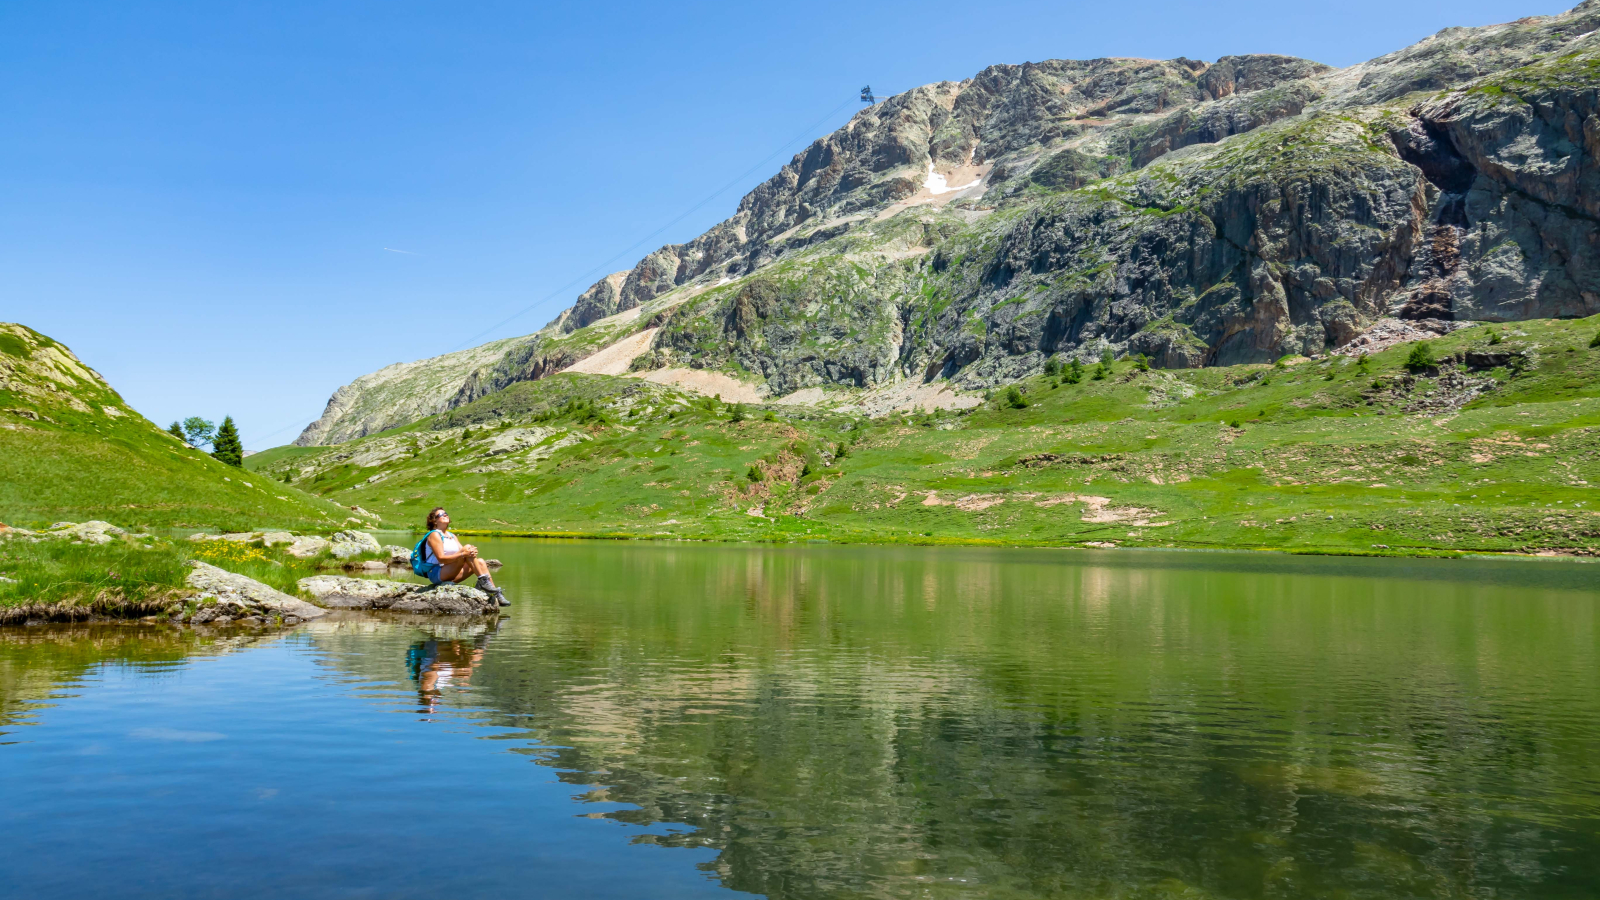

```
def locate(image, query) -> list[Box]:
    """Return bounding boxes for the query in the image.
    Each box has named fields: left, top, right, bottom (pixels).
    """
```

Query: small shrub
left=1404, top=341, right=1436, bottom=373
left=1043, top=357, right=1060, bottom=377
left=1003, top=386, right=1029, bottom=409
left=1489, top=330, right=1504, bottom=345
left=1134, top=354, right=1150, bottom=372
left=1064, top=358, right=1084, bottom=384
left=729, top=403, right=746, bottom=423
left=1356, top=352, right=1370, bottom=373
left=1590, top=330, right=1600, bottom=348
left=746, top=466, right=761, bottom=483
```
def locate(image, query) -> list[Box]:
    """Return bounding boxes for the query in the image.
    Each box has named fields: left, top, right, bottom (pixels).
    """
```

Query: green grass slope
left=0, top=323, right=362, bottom=532
left=252, top=317, right=1600, bottom=556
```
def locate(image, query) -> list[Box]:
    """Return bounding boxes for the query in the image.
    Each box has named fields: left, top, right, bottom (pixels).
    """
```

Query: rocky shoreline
left=0, top=521, right=504, bottom=627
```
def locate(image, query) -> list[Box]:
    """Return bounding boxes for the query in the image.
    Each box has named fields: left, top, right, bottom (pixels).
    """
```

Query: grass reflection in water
left=2, top=543, right=1596, bottom=899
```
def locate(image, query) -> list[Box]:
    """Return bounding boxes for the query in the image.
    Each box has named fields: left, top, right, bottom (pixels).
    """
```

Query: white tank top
left=424, top=530, right=461, bottom=565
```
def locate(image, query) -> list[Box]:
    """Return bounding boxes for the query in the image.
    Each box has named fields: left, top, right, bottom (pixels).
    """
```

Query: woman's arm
left=426, top=532, right=474, bottom=563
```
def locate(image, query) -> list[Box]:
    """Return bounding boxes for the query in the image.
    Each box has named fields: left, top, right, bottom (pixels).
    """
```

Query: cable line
left=446, top=95, right=860, bottom=352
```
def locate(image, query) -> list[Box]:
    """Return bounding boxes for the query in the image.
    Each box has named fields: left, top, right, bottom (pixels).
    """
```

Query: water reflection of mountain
left=306, top=544, right=1600, bottom=899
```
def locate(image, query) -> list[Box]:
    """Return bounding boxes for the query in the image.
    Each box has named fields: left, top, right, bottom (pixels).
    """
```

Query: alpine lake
left=1, top=540, right=1596, bottom=899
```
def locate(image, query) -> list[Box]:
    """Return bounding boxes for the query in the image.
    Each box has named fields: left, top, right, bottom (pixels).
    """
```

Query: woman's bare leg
left=439, top=557, right=472, bottom=582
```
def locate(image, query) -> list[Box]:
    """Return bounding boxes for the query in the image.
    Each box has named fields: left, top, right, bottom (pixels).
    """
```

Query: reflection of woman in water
left=406, top=625, right=498, bottom=714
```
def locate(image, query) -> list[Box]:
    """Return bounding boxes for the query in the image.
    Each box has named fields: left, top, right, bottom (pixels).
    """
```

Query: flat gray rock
left=297, top=575, right=496, bottom=616
left=286, top=536, right=330, bottom=558
left=186, top=561, right=327, bottom=620
left=260, top=531, right=297, bottom=547
left=327, top=530, right=381, bottom=559
left=41, top=521, right=126, bottom=544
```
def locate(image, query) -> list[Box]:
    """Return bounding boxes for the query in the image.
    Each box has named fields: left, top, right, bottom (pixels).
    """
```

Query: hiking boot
left=476, top=576, right=510, bottom=607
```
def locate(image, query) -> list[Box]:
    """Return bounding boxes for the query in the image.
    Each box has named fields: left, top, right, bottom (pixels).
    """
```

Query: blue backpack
left=409, top=530, right=437, bottom=577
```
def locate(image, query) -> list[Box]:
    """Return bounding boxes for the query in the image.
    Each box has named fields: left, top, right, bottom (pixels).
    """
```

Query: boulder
left=42, top=521, right=126, bottom=545
left=1463, top=350, right=1525, bottom=371
left=328, top=530, right=381, bottom=559
left=297, top=575, right=497, bottom=615
left=484, top=559, right=503, bottom=569
left=285, top=536, right=330, bottom=558
left=355, top=560, right=389, bottom=571
left=385, top=545, right=413, bottom=565
left=184, top=561, right=328, bottom=621
left=260, top=531, right=297, bottom=547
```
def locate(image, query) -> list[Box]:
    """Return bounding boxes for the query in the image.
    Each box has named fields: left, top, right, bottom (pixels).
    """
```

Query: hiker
left=418, top=507, right=509, bottom=606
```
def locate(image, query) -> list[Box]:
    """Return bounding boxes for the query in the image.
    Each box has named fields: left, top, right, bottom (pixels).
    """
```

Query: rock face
left=184, top=562, right=328, bottom=623
left=294, top=2, right=1600, bottom=439
left=297, top=575, right=498, bottom=615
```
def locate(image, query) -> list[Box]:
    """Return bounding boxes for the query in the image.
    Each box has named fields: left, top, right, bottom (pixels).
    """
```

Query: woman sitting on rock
left=421, top=507, right=509, bottom=606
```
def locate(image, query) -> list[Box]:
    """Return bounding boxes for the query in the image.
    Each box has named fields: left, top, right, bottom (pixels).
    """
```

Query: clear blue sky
left=0, top=0, right=1569, bottom=450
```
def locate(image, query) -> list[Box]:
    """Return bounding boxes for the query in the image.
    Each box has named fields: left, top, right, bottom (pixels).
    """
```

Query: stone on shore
left=385, top=545, right=412, bottom=566
left=42, top=521, right=126, bottom=544
left=297, top=575, right=497, bottom=615
left=328, top=530, right=381, bottom=559
left=260, top=532, right=297, bottom=547
left=286, top=536, right=330, bottom=558
left=185, top=561, right=328, bottom=622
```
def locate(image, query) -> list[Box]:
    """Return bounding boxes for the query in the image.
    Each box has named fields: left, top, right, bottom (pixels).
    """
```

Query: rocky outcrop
left=294, top=2, right=1600, bottom=438
left=562, top=272, right=633, bottom=333
left=184, top=561, right=328, bottom=623
left=297, top=575, right=498, bottom=615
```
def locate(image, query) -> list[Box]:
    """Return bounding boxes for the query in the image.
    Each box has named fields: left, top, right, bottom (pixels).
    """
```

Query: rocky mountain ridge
left=296, top=2, right=1600, bottom=446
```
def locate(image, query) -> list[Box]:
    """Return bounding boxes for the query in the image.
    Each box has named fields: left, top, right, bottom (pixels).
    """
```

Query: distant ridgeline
left=294, top=1, right=1600, bottom=447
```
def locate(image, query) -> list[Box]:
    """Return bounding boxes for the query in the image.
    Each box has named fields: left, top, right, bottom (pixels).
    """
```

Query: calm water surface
left=1, top=542, right=1597, bottom=899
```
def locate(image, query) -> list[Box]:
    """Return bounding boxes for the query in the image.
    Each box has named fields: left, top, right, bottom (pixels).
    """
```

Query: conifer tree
left=167, top=421, right=187, bottom=443
left=211, top=416, right=244, bottom=467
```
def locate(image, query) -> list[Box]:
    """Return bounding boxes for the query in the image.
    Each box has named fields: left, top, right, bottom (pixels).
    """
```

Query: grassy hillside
left=251, top=316, right=1600, bottom=556
left=0, top=323, right=364, bottom=532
